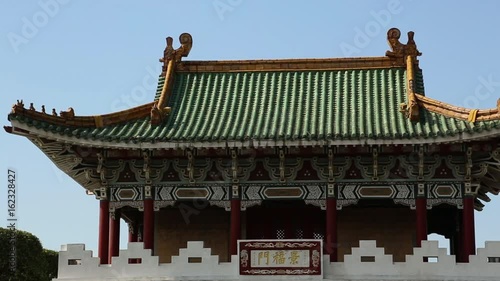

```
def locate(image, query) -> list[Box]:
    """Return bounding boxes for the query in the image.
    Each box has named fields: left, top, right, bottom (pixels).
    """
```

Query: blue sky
left=1, top=0, right=500, bottom=255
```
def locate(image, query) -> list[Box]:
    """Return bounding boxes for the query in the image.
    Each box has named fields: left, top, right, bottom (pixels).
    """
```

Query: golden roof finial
left=385, top=28, right=422, bottom=66
left=159, top=33, right=193, bottom=74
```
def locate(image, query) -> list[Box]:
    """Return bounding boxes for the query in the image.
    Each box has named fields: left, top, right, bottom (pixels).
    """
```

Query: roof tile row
left=9, top=67, right=500, bottom=145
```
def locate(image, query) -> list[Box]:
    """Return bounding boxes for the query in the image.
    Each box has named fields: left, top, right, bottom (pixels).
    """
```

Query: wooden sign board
left=238, top=240, right=322, bottom=275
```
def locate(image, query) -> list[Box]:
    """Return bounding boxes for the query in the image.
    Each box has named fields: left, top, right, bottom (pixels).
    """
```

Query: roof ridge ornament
left=399, top=55, right=420, bottom=121
left=153, top=33, right=192, bottom=125
left=385, top=28, right=422, bottom=67
left=60, top=107, right=75, bottom=120
left=159, top=33, right=193, bottom=74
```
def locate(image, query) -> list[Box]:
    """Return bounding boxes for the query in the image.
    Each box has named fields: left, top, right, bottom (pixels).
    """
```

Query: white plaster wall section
left=55, top=240, right=500, bottom=281
left=334, top=240, right=397, bottom=276
left=56, top=241, right=238, bottom=280
left=326, top=240, right=500, bottom=281
left=109, top=242, right=160, bottom=277
left=57, top=244, right=106, bottom=279
left=402, top=240, right=459, bottom=277
left=469, top=241, right=500, bottom=278
left=170, top=241, right=239, bottom=277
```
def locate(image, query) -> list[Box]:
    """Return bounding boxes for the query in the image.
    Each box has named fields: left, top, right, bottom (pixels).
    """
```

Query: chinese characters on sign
left=239, top=240, right=322, bottom=275
left=252, top=250, right=309, bottom=267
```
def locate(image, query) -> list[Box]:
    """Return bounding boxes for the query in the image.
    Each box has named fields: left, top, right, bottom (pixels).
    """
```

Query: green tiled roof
left=9, top=68, right=500, bottom=145
left=154, top=76, right=165, bottom=101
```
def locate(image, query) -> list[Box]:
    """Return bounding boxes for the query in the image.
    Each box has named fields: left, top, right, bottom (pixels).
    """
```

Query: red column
left=128, top=223, right=138, bottom=243
left=326, top=198, right=338, bottom=262
left=108, top=209, right=121, bottom=264
left=143, top=199, right=154, bottom=251
left=457, top=209, right=465, bottom=262
left=230, top=199, right=241, bottom=256
left=415, top=198, right=428, bottom=247
left=98, top=200, right=110, bottom=265
left=462, top=196, right=476, bottom=262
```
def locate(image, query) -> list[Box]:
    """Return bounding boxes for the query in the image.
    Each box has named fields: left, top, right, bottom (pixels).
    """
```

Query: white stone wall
left=55, top=240, right=500, bottom=281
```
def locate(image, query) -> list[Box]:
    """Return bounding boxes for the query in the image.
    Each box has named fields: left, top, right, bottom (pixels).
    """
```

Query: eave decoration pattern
left=20, top=136, right=500, bottom=210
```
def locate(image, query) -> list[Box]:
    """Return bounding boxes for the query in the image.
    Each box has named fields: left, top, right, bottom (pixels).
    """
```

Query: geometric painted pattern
left=427, top=183, right=462, bottom=199
left=110, top=185, right=143, bottom=201
left=337, top=184, right=414, bottom=199
left=242, top=184, right=324, bottom=200
left=155, top=185, right=228, bottom=201
left=109, top=182, right=466, bottom=202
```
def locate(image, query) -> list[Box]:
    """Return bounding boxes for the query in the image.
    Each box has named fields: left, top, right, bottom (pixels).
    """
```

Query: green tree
left=0, top=228, right=58, bottom=281
left=44, top=248, right=59, bottom=280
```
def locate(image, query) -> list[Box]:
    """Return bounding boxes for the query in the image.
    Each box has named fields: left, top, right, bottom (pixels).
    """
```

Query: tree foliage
left=0, top=228, right=58, bottom=281
left=44, top=248, right=59, bottom=280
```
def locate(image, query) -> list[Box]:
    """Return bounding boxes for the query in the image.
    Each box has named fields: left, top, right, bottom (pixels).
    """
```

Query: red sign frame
left=238, top=240, right=322, bottom=275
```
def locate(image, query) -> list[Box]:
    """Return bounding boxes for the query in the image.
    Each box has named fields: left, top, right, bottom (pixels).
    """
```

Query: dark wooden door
left=246, top=202, right=324, bottom=240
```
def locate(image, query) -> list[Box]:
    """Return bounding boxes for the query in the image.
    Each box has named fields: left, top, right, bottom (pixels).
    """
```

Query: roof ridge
left=8, top=101, right=154, bottom=128
left=416, top=94, right=500, bottom=122
left=175, top=57, right=401, bottom=73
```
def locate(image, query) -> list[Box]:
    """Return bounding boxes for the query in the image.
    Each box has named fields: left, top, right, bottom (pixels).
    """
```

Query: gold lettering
left=272, top=250, right=286, bottom=265
left=258, top=251, right=269, bottom=265
left=289, top=251, right=300, bottom=265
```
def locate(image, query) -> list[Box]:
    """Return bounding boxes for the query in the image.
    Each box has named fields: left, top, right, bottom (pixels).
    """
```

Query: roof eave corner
left=386, top=28, right=422, bottom=122
left=3, top=126, right=13, bottom=134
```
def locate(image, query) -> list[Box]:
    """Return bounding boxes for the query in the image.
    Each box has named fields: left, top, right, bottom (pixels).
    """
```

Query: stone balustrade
left=55, top=240, right=500, bottom=281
